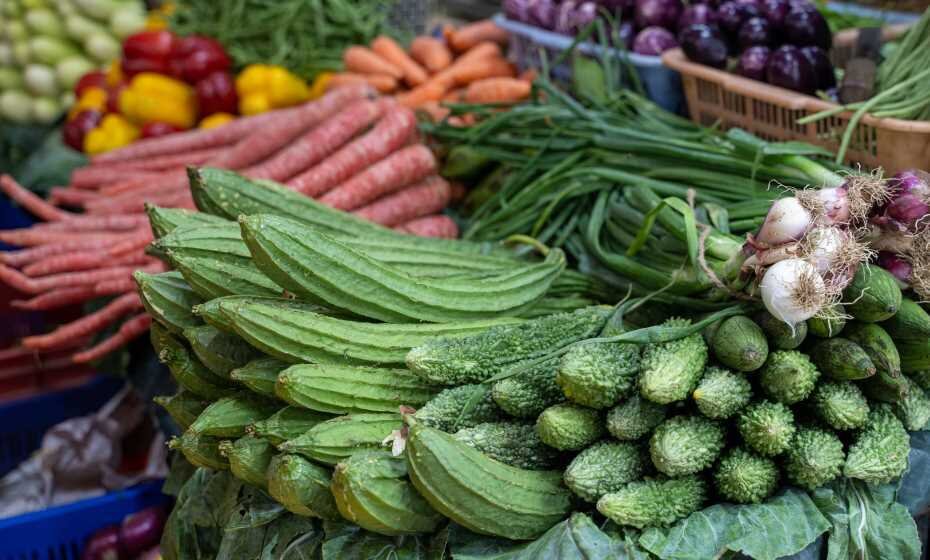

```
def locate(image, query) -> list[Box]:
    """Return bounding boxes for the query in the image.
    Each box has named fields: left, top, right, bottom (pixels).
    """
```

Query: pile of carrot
left=0, top=82, right=466, bottom=363
left=327, top=19, right=533, bottom=121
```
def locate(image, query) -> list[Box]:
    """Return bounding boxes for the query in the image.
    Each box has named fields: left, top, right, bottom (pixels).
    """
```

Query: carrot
left=73, top=313, right=151, bottom=363
left=396, top=78, right=450, bottom=108
left=453, top=42, right=504, bottom=66
left=22, top=292, right=142, bottom=350
left=464, top=77, right=532, bottom=104
left=48, top=187, right=103, bottom=207
left=343, top=46, right=403, bottom=79
left=320, top=145, right=438, bottom=211
left=0, top=238, right=124, bottom=267
left=442, top=88, right=465, bottom=103
left=353, top=175, right=452, bottom=226
left=327, top=72, right=398, bottom=93
left=452, top=57, right=516, bottom=86
left=44, top=214, right=149, bottom=232
left=519, top=68, right=538, bottom=82
left=0, top=175, right=72, bottom=221
left=448, top=20, right=509, bottom=52
left=19, top=265, right=144, bottom=294
left=23, top=250, right=149, bottom=277
left=11, top=286, right=99, bottom=311
left=409, top=36, right=453, bottom=73
left=243, top=99, right=387, bottom=182
left=0, top=230, right=123, bottom=248
left=371, top=35, right=429, bottom=87
left=71, top=148, right=219, bottom=188
left=417, top=101, right=451, bottom=122
left=394, top=214, right=459, bottom=238
left=95, top=277, right=137, bottom=295
left=107, top=229, right=155, bottom=257
left=288, top=104, right=418, bottom=197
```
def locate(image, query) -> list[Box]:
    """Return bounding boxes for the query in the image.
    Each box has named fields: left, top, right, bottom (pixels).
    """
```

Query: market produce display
left=0, top=85, right=464, bottom=363
left=0, top=0, right=146, bottom=124
left=143, top=160, right=930, bottom=558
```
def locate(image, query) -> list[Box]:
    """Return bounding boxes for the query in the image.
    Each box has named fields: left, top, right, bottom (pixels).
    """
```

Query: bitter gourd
left=759, top=350, right=820, bottom=404
left=597, top=476, right=706, bottom=529
left=536, top=403, right=603, bottom=451
left=563, top=441, right=647, bottom=502
left=785, top=427, right=845, bottom=491
left=491, top=357, right=564, bottom=418
left=414, top=384, right=503, bottom=432
left=713, top=448, right=779, bottom=504
left=453, top=422, right=560, bottom=470
left=556, top=340, right=640, bottom=409
left=639, top=318, right=708, bottom=404
left=606, top=396, right=666, bottom=441
left=649, top=415, right=725, bottom=476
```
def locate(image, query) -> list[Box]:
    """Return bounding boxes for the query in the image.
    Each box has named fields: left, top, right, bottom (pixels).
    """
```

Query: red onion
left=877, top=251, right=912, bottom=286
left=120, top=506, right=167, bottom=557
left=891, top=169, right=930, bottom=197
left=81, top=526, right=123, bottom=560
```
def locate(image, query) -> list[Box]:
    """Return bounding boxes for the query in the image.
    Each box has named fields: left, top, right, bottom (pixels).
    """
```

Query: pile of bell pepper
left=63, top=28, right=313, bottom=155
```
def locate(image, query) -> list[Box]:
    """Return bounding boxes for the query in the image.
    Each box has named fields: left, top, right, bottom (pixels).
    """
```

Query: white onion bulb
left=756, top=197, right=813, bottom=247
left=760, top=258, right=825, bottom=327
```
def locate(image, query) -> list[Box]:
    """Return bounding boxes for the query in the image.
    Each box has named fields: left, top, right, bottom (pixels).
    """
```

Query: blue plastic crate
left=0, top=376, right=124, bottom=477
left=0, top=193, right=35, bottom=252
left=493, top=14, right=685, bottom=114
left=0, top=480, right=169, bottom=560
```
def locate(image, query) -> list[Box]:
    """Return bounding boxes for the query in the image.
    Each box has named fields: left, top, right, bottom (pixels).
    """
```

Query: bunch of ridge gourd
left=147, top=167, right=926, bottom=542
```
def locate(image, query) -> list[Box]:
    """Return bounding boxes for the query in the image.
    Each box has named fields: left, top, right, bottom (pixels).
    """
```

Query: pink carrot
left=0, top=175, right=72, bottom=221
left=394, top=214, right=459, bottom=238
left=319, top=145, right=437, bottom=211
left=95, top=277, right=137, bottom=295
left=0, top=230, right=123, bottom=248
left=23, top=250, right=150, bottom=277
left=243, top=98, right=387, bottom=182
left=0, top=238, right=124, bottom=267
left=49, top=187, right=103, bottom=207
left=106, top=229, right=154, bottom=257
left=22, top=292, right=143, bottom=350
left=73, top=313, right=151, bottom=363
left=71, top=148, right=219, bottom=188
left=287, top=105, right=418, bottom=197
left=0, top=264, right=144, bottom=294
left=44, top=214, right=149, bottom=232
left=85, top=184, right=188, bottom=214
left=11, top=286, right=98, bottom=310
left=353, top=175, right=452, bottom=226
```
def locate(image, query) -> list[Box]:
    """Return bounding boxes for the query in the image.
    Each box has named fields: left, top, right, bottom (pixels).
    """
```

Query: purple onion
left=884, top=194, right=930, bottom=231
left=738, top=17, right=774, bottom=48
left=616, top=20, right=636, bottom=48
left=573, top=1, right=601, bottom=31
left=680, top=23, right=729, bottom=68
left=555, top=1, right=579, bottom=34
left=81, top=526, right=123, bottom=560
left=788, top=0, right=816, bottom=12
left=529, top=0, right=559, bottom=29
left=718, top=0, right=762, bottom=35
left=678, top=4, right=718, bottom=31
left=504, top=0, right=532, bottom=23
left=760, top=0, right=791, bottom=30
left=633, top=26, right=679, bottom=55
left=120, top=506, right=167, bottom=557
left=738, top=46, right=771, bottom=80
left=783, top=7, right=831, bottom=49
left=766, top=44, right=816, bottom=93
left=799, top=46, right=836, bottom=91
left=891, top=170, right=930, bottom=197
left=635, top=0, right=684, bottom=30
left=877, top=251, right=913, bottom=285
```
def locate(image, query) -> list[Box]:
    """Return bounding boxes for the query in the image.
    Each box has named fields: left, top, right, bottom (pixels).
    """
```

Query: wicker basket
left=662, top=31, right=930, bottom=173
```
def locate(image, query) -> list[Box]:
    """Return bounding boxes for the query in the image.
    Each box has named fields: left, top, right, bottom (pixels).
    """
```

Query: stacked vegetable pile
left=0, top=0, right=146, bottom=124
left=328, top=20, right=532, bottom=116
left=147, top=168, right=930, bottom=558
left=0, top=85, right=463, bottom=363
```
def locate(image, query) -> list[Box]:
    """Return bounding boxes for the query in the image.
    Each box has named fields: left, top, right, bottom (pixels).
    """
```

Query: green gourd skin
left=403, top=415, right=573, bottom=540
left=169, top=431, right=228, bottom=470
left=266, top=453, right=339, bottom=519
left=248, top=406, right=332, bottom=446
left=843, top=264, right=902, bottom=322
left=536, top=403, right=604, bottom=451
left=711, top=316, right=769, bottom=372
left=639, top=318, right=708, bottom=404
left=563, top=441, right=647, bottom=502
left=407, top=307, right=609, bottom=385
left=491, top=357, right=565, bottom=419
left=649, top=415, right=725, bottom=476
left=881, top=298, right=930, bottom=341
left=240, top=213, right=565, bottom=323
left=892, top=377, right=930, bottom=431
left=606, top=396, right=666, bottom=441
left=275, top=364, right=440, bottom=414
left=414, top=384, right=503, bottom=433
left=331, top=451, right=443, bottom=536
left=183, top=325, right=261, bottom=378
left=784, top=428, right=845, bottom=491
left=692, top=367, right=752, bottom=419
left=844, top=405, right=910, bottom=485
left=220, top=436, right=275, bottom=489
left=754, top=311, right=807, bottom=350
left=714, top=448, right=779, bottom=504
left=230, top=357, right=289, bottom=399
left=759, top=351, right=820, bottom=405
left=738, top=401, right=796, bottom=457
left=810, top=338, right=876, bottom=381
left=597, top=476, right=707, bottom=529
left=279, top=413, right=400, bottom=465
left=808, top=312, right=846, bottom=338
left=187, top=395, right=279, bottom=438
left=134, top=271, right=203, bottom=334
left=153, top=391, right=208, bottom=431
left=145, top=204, right=228, bottom=239
left=811, top=382, right=870, bottom=430
left=845, top=322, right=907, bottom=403
left=170, top=252, right=284, bottom=300
left=453, top=422, right=560, bottom=470
left=153, top=324, right=235, bottom=400
left=556, top=340, right=640, bottom=409
left=218, top=296, right=522, bottom=367
left=899, top=338, right=930, bottom=374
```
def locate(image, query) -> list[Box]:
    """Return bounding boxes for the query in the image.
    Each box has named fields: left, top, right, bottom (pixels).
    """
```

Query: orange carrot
left=396, top=79, right=450, bottom=108
left=343, top=46, right=403, bottom=79
left=409, top=36, right=453, bottom=73
left=371, top=36, right=429, bottom=87
left=465, top=77, right=532, bottom=103
left=442, top=88, right=465, bottom=103
left=395, top=214, right=459, bottom=238
left=73, top=313, right=151, bottom=363
left=519, top=68, right=538, bottom=82
left=22, top=292, right=142, bottom=350
left=417, top=101, right=451, bottom=122
left=327, top=72, right=398, bottom=94
left=448, top=20, right=509, bottom=52
left=452, top=57, right=516, bottom=86
left=353, top=175, right=452, bottom=226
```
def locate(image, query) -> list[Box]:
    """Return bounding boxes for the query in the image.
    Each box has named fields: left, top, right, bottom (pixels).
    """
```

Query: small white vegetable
left=73, top=0, right=136, bottom=21
left=0, top=90, right=33, bottom=123
left=84, top=33, right=121, bottom=63
left=0, top=66, right=24, bottom=89
left=65, top=14, right=110, bottom=42
left=29, top=36, right=79, bottom=65
left=60, top=90, right=75, bottom=107
left=24, top=8, right=66, bottom=36
left=0, top=43, right=13, bottom=65
left=109, top=6, right=146, bottom=39
left=5, top=21, right=28, bottom=42
left=755, top=197, right=813, bottom=247
left=24, top=63, right=60, bottom=96
left=803, top=227, right=847, bottom=275
left=32, top=96, right=62, bottom=124
left=12, top=41, right=32, bottom=65
left=56, top=55, right=96, bottom=89
left=760, top=258, right=826, bottom=327
left=814, top=187, right=850, bottom=225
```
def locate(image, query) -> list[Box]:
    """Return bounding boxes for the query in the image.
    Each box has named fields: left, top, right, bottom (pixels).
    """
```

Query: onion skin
left=81, top=526, right=123, bottom=560
left=756, top=197, right=812, bottom=247
left=877, top=251, right=912, bottom=287
left=815, top=187, right=849, bottom=225
left=760, top=258, right=824, bottom=327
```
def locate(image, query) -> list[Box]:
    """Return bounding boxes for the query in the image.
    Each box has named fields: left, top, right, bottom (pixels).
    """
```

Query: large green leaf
left=899, top=431, right=930, bottom=516
left=320, top=521, right=435, bottom=560
left=639, top=489, right=829, bottom=560
left=812, top=480, right=921, bottom=560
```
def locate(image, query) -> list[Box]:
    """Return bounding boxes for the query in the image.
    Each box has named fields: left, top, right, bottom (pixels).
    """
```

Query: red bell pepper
left=63, top=110, right=103, bottom=151
left=106, top=83, right=127, bottom=114
left=74, top=71, right=108, bottom=97
left=169, top=35, right=231, bottom=84
left=195, top=71, right=238, bottom=117
left=121, top=30, right=177, bottom=77
left=141, top=122, right=183, bottom=139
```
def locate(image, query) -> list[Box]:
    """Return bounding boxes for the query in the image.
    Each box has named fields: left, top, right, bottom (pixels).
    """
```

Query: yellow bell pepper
left=119, top=72, right=196, bottom=129
left=106, top=61, right=124, bottom=88
left=84, top=114, right=140, bottom=155
left=68, top=87, right=108, bottom=119
left=235, top=64, right=309, bottom=115
left=199, top=112, right=235, bottom=129
left=309, top=72, right=333, bottom=100
left=146, top=1, right=174, bottom=29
